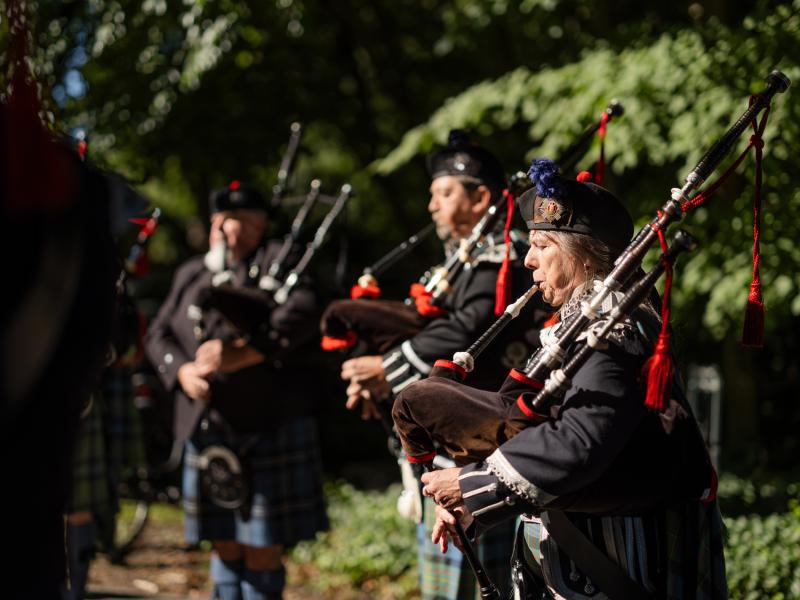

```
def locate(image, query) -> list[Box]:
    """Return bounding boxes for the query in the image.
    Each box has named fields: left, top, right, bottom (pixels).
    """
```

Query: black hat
left=425, top=130, right=506, bottom=190
left=209, top=180, right=267, bottom=214
left=517, top=159, right=633, bottom=250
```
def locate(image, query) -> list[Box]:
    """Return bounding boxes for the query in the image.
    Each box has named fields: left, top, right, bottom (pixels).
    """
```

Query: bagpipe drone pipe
left=196, top=180, right=353, bottom=353
left=319, top=101, right=625, bottom=356
left=392, top=71, right=789, bottom=480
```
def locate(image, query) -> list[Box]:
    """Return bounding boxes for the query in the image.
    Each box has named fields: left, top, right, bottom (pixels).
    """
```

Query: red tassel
left=643, top=332, right=673, bottom=412
left=350, top=284, right=381, bottom=300
left=595, top=111, right=609, bottom=186
left=494, top=190, right=515, bottom=316
left=742, top=100, right=769, bottom=348
left=494, top=260, right=511, bottom=316
left=320, top=331, right=357, bottom=351
left=642, top=227, right=674, bottom=412
left=742, top=282, right=765, bottom=348
left=576, top=171, right=592, bottom=182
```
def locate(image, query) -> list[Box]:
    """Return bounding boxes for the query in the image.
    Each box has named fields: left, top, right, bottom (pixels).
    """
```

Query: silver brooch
left=453, top=153, right=470, bottom=172
left=538, top=198, right=565, bottom=223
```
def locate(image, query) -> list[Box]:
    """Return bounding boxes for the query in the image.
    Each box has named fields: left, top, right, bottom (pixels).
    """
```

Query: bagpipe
left=320, top=101, right=625, bottom=355
left=271, top=121, right=303, bottom=208
left=198, top=182, right=354, bottom=349
left=392, top=70, right=790, bottom=467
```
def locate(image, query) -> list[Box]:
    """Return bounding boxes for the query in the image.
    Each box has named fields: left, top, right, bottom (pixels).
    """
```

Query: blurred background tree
left=2, top=0, right=798, bottom=473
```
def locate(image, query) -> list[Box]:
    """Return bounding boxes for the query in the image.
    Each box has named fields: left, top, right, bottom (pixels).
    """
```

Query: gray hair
left=532, top=229, right=619, bottom=284
left=533, top=229, right=661, bottom=319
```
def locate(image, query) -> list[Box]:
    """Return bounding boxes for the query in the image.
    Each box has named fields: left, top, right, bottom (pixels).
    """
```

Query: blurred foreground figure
left=402, top=159, right=727, bottom=599
left=145, top=183, right=328, bottom=600
left=0, top=51, right=124, bottom=600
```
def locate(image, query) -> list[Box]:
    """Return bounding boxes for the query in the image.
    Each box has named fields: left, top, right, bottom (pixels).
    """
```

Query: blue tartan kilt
left=183, top=416, right=328, bottom=548
left=417, top=495, right=516, bottom=600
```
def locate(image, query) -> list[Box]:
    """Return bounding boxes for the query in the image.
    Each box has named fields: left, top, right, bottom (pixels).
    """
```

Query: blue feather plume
left=527, top=158, right=565, bottom=199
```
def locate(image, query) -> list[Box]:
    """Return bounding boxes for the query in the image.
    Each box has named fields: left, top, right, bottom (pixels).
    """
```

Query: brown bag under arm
left=320, top=298, right=427, bottom=354
left=392, top=369, right=547, bottom=465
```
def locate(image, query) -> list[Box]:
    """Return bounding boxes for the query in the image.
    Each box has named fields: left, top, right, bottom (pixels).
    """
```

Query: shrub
left=724, top=508, right=800, bottom=600
left=290, top=481, right=418, bottom=599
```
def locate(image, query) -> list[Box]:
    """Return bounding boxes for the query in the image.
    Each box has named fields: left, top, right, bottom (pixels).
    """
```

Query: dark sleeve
left=458, top=461, right=534, bottom=537
left=459, top=348, right=646, bottom=528
left=248, top=285, right=319, bottom=359
left=144, top=262, right=197, bottom=391
left=382, top=265, right=498, bottom=394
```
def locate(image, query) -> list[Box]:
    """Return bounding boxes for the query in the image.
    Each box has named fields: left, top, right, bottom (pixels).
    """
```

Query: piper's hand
left=431, top=504, right=474, bottom=554
left=195, top=338, right=262, bottom=376
left=341, top=355, right=386, bottom=384
left=177, top=362, right=211, bottom=403
left=421, top=467, right=463, bottom=510
left=345, top=381, right=382, bottom=420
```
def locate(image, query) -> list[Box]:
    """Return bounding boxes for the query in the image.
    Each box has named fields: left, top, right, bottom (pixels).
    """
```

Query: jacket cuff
left=152, top=343, right=189, bottom=391
left=382, top=340, right=432, bottom=395
left=458, top=461, right=522, bottom=536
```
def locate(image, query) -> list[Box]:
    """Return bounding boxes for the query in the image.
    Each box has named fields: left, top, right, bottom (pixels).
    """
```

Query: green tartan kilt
left=66, top=366, right=146, bottom=522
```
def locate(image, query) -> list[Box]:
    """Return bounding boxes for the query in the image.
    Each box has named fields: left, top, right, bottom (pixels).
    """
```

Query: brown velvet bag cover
left=198, top=284, right=273, bottom=333
left=320, top=298, right=427, bottom=354
left=392, top=369, right=544, bottom=465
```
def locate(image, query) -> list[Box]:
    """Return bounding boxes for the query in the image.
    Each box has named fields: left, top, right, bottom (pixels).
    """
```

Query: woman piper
left=402, top=159, right=727, bottom=599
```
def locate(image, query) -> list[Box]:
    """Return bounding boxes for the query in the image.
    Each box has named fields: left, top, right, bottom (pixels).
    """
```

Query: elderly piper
left=145, top=182, right=328, bottom=600
left=400, top=159, right=726, bottom=599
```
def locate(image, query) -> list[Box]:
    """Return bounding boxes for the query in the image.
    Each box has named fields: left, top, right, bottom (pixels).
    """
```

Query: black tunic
left=382, top=230, right=549, bottom=395
left=145, top=240, right=320, bottom=441
left=446, top=286, right=722, bottom=598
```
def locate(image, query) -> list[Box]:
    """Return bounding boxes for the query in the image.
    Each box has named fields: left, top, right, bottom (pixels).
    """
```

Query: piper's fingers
left=340, top=358, right=364, bottom=379
left=345, top=393, right=362, bottom=410
left=435, top=503, right=457, bottom=525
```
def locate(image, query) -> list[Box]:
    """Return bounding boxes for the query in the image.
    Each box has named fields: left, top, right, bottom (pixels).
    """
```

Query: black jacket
left=145, top=240, right=320, bottom=440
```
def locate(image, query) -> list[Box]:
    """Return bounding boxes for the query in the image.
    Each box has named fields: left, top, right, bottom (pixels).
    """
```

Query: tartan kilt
left=66, top=391, right=111, bottom=517
left=66, top=367, right=146, bottom=526
left=183, top=416, right=328, bottom=548
left=417, top=495, right=516, bottom=600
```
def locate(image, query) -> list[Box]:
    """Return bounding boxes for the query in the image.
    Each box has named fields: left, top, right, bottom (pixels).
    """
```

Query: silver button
left=158, top=364, right=166, bottom=374
left=164, top=353, right=174, bottom=364
left=279, top=338, right=290, bottom=348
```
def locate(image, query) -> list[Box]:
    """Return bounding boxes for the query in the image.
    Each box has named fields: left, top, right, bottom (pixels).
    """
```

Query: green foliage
left=718, top=472, right=800, bottom=516
left=375, top=1, right=800, bottom=345
left=724, top=511, right=800, bottom=600
left=290, top=482, right=418, bottom=599
left=289, top=478, right=800, bottom=599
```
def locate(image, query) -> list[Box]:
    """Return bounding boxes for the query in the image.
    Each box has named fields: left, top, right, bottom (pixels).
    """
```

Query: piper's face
left=209, top=209, right=267, bottom=261
left=428, top=176, right=490, bottom=241
left=524, top=230, right=584, bottom=307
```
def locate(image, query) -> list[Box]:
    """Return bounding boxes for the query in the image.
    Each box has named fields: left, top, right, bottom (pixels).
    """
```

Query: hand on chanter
left=421, top=467, right=463, bottom=509
left=176, top=362, right=211, bottom=403
left=195, top=338, right=263, bottom=376
left=431, top=503, right=474, bottom=554
left=341, top=355, right=386, bottom=385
